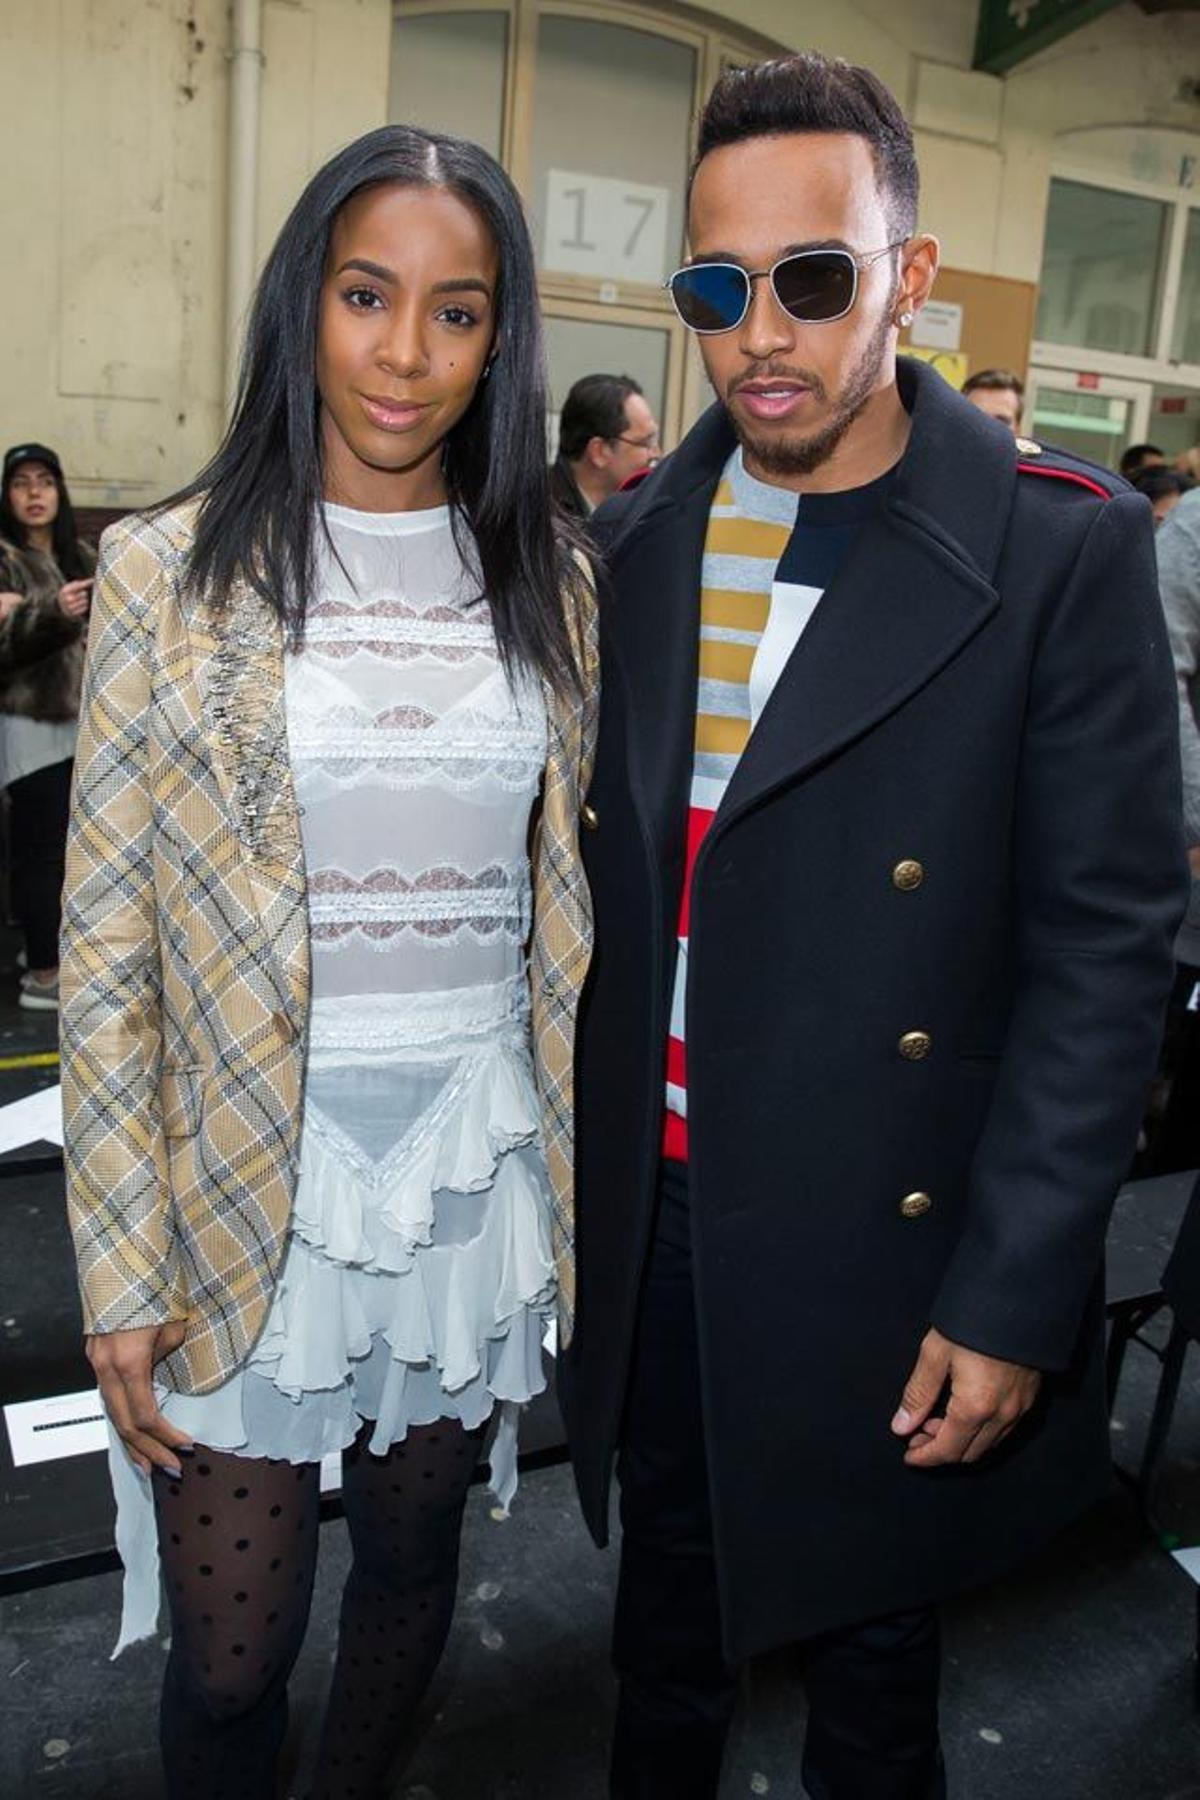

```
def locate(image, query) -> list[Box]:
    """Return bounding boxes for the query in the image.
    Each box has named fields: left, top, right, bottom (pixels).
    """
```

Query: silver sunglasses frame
left=664, top=241, right=908, bottom=335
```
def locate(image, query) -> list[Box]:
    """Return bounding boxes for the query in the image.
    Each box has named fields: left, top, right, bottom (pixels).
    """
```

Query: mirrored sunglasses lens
left=773, top=252, right=855, bottom=322
left=670, top=265, right=749, bottom=332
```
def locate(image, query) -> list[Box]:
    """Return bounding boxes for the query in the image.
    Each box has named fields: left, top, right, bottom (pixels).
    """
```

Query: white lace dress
left=110, top=502, right=554, bottom=1650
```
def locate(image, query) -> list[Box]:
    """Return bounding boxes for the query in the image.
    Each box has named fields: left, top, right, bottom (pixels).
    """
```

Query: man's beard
left=724, top=295, right=896, bottom=479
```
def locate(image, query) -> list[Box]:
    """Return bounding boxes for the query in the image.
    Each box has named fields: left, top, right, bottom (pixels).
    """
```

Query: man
left=549, top=373, right=660, bottom=518
left=1120, top=441, right=1167, bottom=479
left=560, top=52, right=1186, bottom=1800
left=1132, top=464, right=1192, bottom=528
left=961, top=367, right=1023, bottom=435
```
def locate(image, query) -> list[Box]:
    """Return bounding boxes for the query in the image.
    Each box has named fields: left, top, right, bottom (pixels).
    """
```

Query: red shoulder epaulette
left=1014, top=437, right=1113, bottom=501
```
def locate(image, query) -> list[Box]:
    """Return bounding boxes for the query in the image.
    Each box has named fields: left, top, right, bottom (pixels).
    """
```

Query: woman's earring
left=898, top=310, right=915, bottom=328
left=481, top=356, right=496, bottom=383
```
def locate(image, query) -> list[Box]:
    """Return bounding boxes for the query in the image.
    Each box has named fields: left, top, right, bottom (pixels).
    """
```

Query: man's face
left=686, top=132, right=930, bottom=479
left=583, top=391, right=661, bottom=499
left=966, top=386, right=1021, bottom=434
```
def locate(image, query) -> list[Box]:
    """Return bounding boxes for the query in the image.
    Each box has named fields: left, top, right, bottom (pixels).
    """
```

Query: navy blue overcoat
left=560, top=355, right=1188, bottom=1662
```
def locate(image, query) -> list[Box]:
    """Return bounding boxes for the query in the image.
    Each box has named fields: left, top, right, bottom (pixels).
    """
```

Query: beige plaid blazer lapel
left=531, top=564, right=599, bottom=1346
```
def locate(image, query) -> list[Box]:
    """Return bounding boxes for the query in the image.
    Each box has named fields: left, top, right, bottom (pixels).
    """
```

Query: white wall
left=3, top=0, right=1198, bottom=503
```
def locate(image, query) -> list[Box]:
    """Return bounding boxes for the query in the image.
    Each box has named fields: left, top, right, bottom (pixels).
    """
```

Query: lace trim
left=302, top=615, right=495, bottom=647
left=306, top=977, right=530, bottom=1055
left=295, top=758, right=545, bottom=796
left=288, top=726, right=545, bottom=761
left=307, top=864, right=531, bottom=943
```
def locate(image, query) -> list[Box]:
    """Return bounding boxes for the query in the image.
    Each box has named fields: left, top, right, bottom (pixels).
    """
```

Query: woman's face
left=6, top=462, right=60, bottom=534
left=315, top=181, right=499, bottom=511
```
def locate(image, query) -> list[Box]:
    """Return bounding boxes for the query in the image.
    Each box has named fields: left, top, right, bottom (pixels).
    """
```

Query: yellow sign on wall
left=904, top=348, right=970, bottom=390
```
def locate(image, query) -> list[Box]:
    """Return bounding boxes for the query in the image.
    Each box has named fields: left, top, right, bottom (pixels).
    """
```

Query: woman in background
left=0, top=443, right=93, bottom=1010
left=61, top=126, right=595, bottom=1798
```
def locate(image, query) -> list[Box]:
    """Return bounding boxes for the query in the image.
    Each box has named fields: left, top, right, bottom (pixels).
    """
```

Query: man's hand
left=87, top=1321, right=194, bottom=1478
left=891, top=1327, right=1041, bottom=1468
left=1188, top=845, right=1200, bottom=880
left=58, top=578, right=93, bottom=619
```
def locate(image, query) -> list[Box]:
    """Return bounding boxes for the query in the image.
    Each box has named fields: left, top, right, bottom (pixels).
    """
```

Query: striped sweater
left=663, top=447, right=891, bottom=1160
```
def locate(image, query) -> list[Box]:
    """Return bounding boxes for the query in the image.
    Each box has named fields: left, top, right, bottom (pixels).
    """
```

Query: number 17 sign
left=544, top=169, right=672, bottom=287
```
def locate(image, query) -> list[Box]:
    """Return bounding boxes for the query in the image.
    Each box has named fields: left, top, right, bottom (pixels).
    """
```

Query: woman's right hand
left=0, top=589, right=25, bottom=622
left=86, top=1321, right=195, bottom=1477
left=58, top=578, right=93, bottom=619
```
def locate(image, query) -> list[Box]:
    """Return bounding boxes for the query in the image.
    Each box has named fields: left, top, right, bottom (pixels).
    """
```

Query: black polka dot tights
left=153, top=1418, right=485, bottom=1798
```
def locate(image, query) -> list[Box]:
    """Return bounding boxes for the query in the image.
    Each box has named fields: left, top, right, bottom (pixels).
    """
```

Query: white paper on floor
left=1171, top=1545, right=1200, bottom=1583
left=0, top=1082, right=63, bottom=1154
left=5, top=1388, right=107, bottom=1465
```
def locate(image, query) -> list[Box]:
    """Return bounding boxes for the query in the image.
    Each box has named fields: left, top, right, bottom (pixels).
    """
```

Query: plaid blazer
left=60, top=500, right=597, bottom=1395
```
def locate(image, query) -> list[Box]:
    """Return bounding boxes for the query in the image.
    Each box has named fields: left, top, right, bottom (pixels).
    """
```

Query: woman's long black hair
left=172, top=125, right=586, bottom=692
left=0, top=462, right=91, bottom=581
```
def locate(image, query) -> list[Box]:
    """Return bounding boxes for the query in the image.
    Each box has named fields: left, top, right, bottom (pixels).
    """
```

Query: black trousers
left=611, top=1160, right=946, bottom=1800
left=7, top=754, right=72, bottom=969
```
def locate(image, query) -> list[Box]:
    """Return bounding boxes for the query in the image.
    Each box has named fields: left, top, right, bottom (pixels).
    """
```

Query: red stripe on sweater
left=678, top=805, right=717, bottom=938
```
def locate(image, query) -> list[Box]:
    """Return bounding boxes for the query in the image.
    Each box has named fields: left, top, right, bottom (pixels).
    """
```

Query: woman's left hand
left=58, top=578, right=93, bottom=619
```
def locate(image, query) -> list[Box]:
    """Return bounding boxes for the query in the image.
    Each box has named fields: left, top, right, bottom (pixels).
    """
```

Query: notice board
left=901, top=267, right=1038, bottom=389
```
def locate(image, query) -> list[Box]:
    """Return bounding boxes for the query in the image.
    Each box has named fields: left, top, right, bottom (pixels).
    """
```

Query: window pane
left=543, top=316, right=671, bottom=457
left=1035, top=179, right=1169, bottom=357
left=389, top=12, right=507, bottom=161
left=531, top=17, right=695, bottom=286
left=1028, top=385, right=1132, bottom=472
left=1171, top=209, right=1200, bottom=366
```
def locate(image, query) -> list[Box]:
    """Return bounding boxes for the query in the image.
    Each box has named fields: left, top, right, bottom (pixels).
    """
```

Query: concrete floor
left=3, top=1423, right=1199, bottom=1799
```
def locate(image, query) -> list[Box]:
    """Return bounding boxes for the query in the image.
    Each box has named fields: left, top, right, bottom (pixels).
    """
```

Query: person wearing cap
left=0, top=443, right=95, bottom=1010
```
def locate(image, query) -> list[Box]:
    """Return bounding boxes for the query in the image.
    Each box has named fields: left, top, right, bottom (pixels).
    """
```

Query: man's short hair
left=559, top=374, right=643, bottom=463
left=1131, top=466, right=1192, bottom=503
left=692, top=53, right=919, bottom=237
left=962, top=368, right=1025, bottom=402
left=1119, top=443, right=1166, bottom=478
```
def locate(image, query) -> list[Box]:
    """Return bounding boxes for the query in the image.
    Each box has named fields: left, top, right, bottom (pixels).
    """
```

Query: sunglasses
left=665, top=242, right=907, bottom=335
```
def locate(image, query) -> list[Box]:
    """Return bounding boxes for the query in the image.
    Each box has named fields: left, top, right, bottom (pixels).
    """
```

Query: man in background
left=550, top=373, right=660, bottom=518
left=1121, top=442, right=1167, bottom=479
left=962, top=367, right=1024, bottom=435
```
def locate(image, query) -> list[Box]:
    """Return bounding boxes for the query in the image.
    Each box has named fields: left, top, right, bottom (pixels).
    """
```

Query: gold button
left=892, top=859, right=924, bottom=891
left=580, top=802, right=599, bottom=831
left=898, top=1031, right=932, bottom=1061
left=900, top=1191, right=933, bottom=1219
left=271, top=1009, right=296, bottom=1044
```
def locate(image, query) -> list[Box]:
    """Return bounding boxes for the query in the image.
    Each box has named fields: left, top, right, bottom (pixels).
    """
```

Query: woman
left=61, top=126, right=596, bottom=1798
left=0, top=443, right=94, bottom=1009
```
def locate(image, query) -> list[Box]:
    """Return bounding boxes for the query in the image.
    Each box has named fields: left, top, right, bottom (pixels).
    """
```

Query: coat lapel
left=185, top=578, right=310, bottom=1019
left=713, top=505, right=1000, bottom=833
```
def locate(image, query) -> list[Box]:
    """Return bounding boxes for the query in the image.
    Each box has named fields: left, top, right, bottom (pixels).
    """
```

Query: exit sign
left=974, top=0, right=1124, bottom=75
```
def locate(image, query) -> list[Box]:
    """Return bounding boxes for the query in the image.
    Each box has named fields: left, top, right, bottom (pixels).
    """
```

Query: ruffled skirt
left=108, top=977, right=555, bottom=1654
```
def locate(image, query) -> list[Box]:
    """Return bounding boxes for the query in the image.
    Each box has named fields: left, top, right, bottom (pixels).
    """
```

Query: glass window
left=1028, top=385, right=1133, bottom=472
left=1035, top=179, right=1170, bottom=358
left=531, top=17, right=696, bottom=287
left=389, top=12, right=508, bottom=160
left=543, top=315, right=671, bottom=457
left=1171, top=209, right=1200, bottom=367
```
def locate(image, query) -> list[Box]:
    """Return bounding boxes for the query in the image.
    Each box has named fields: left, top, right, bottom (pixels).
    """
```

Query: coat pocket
left=160, top=1067, right=203, bottom=1139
